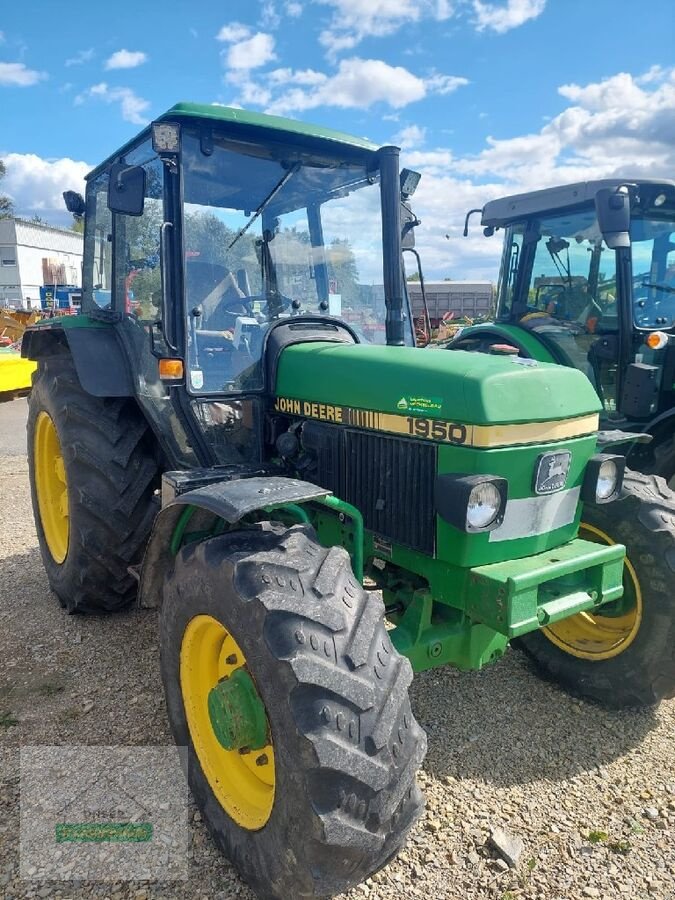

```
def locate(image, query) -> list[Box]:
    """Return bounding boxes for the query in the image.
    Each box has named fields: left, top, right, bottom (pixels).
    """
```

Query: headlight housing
left=581, top=454, right=625, bottom=504
left=435, top=474, right=508, bottom=533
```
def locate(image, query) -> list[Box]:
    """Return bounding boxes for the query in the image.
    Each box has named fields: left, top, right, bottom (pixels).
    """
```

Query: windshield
left=182, top=129, right=399, bottom=393
left=499, top=208, right=618, bottom=327
left=498, top=208, right=620, bottom=407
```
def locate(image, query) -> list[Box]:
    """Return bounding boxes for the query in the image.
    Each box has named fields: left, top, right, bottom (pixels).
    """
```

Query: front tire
left=160, top=525, right=426, bottom=899
left=518, top=470, right=675, bottom=707
left=28, top=357, right=159, bottom=613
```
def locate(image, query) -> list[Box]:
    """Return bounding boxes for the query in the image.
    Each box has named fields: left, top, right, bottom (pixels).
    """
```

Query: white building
left=0, top=218, right=83, bottom=309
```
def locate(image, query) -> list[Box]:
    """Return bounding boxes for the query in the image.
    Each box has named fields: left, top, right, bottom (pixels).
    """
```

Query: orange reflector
left=646, top=331, right=668, bottom=350
left=159, top=358, right=184, bottom=380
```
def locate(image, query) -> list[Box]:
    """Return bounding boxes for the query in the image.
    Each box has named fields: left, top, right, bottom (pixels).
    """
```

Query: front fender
left=138, top=475, right=331, bottom=609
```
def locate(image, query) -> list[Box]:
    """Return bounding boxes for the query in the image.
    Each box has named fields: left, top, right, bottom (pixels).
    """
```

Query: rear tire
left=160, top=525, right=426, bottom=899
left=28, top=357, right=159, bottom=613
left=517, top=470, right=675, bottom=707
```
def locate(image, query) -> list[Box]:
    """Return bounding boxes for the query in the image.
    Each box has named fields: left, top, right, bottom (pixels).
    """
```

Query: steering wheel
left=216, top=295, right=255, bottom=329
left=217, top=292, right=296, bottom=329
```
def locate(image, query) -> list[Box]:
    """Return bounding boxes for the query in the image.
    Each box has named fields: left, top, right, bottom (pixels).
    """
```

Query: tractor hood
left=274, top=343, right=600, bottom=437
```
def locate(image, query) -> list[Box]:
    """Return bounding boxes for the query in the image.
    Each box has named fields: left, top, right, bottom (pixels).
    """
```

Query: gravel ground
left=1, top=400, right=674, bottom=900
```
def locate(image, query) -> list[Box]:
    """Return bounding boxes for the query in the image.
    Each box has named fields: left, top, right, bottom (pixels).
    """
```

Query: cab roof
left=87, top=102, right=379, bottom=180
left=482, top=178, right=675, bottom=228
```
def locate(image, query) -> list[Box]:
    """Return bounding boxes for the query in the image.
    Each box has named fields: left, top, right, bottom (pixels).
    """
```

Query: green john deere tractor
left=451, top=180, right=675, bottom=708
left=24, top=106, right=637, bottom=898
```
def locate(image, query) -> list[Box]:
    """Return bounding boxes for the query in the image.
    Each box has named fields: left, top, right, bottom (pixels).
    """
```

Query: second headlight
left=435, top=474, right=508, bottom=533
left=581, top=454, right=625, bottom=504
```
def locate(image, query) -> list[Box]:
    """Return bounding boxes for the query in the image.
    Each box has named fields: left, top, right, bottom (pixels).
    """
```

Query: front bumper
left=466, top=537, right=625, bottom=639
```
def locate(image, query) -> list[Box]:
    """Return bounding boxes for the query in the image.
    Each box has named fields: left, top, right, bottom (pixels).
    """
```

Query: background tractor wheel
left=160, top=525, right=426, bottom=899
left=28, top=358, right=159, bottom=613
left=641, top=432, right=675, bottom=489
left=517, top=470, right=675, bottom=708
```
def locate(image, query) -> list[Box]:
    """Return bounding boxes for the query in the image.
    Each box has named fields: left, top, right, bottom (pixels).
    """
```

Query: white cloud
left=260, top=1, right=281, bottom=28
left=317, top=0, right=457, bottom=57
left=232, top=58, right=468, bottom=114
left=1, top=153, right=90, bottom=224
left=285, top=1, right=303, bottom=15
left=216, top=22, right=252, bottom=42
left=435, top=0, right=453, bottom=18
left=267, top=58, right=426, bottom=113
left=104, top=49, right=148, bottom=70
left=0, top=62, right=47, bottom=87
left=225, top=71, right=273, bottom=107
left=402, top=66, right=675, bottom=281
left=268, top=67, right=327, bottom=86
left=425, top=73, right=470, bottom=94
left=74, top=82, right=151, bottom=125
left=225, top=33, right=276, bottom=70
left=65, top=48, right=94, bottom=67
left=473, top=0, right=546, bottom=33
left=394, top=124, right=427, bottom=149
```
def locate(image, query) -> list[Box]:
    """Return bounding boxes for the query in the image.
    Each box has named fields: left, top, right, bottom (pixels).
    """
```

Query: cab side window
left=82, top=172, right=112, bottom=311
left=113, top=151, right=164, bottom=322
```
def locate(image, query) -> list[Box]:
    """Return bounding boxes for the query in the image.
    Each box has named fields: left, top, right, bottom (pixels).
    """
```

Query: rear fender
left=22, top=323, right=133, bottom=397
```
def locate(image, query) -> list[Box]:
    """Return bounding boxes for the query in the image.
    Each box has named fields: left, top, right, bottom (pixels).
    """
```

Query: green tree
left=0, top=160, right=14, bottom=219
left=326, top=237, right=359, bottom=305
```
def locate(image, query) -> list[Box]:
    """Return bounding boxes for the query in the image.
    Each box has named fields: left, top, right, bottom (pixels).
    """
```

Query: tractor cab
left=83, top=105, right=416, bottom=393
left=453, top=179, right=675, bottom=477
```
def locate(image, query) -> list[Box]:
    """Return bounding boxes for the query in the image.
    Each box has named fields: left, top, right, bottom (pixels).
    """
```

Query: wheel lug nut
left=225, top=654, right=237, bottom=665
left=256, top=753, right=269, bottom=767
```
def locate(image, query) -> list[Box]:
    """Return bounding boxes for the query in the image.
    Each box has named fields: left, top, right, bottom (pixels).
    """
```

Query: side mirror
left=595, top=187, right=631, bottom=250
left=108, top=163, right=146, bottom=216
left=401, top=200, right=419, bottom=249
left=63, top=190, right=85, bottom=218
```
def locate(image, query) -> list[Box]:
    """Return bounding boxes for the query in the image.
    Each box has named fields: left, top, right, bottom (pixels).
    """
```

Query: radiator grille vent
left=310, top=426, right=436, bottom=554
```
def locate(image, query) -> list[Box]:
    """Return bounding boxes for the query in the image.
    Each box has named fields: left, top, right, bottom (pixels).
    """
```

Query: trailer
left=407, top=280, right=494, bottom=327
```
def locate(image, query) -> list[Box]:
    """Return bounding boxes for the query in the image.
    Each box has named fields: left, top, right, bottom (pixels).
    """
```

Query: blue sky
left=2, top=0, right=674, bottom=278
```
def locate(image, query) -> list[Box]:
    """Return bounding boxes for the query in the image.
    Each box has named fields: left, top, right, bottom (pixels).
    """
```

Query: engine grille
left=310, top=426, right=437, bottom=554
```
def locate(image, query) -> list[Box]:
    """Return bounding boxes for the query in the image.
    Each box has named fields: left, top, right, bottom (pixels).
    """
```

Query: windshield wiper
left=642, top=281, right=675, bottom=295
left=228, top=162, right=301, bottom=250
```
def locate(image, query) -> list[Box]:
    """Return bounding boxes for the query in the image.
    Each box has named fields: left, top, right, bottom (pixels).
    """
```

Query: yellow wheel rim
left=180, top=614, right=275, bottom=830
left=34, top=411, right=69, bottom=564
left=543, top=522, right=642, bottom=660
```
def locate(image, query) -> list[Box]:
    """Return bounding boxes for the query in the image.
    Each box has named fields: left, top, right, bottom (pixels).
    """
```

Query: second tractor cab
left=453, top=178, right=675, bottom=482
left=22, top=108, right=659, bottom=898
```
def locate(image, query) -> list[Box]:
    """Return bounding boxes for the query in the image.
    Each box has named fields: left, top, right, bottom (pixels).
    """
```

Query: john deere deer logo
left=534, top=451, right=571, bottom=495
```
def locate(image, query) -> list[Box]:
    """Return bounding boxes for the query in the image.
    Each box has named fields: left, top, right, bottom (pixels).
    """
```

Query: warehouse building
left=0, top=218, right=83, bottom=309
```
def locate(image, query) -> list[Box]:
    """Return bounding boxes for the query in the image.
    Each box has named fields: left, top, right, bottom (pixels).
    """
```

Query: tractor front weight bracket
left=390, top=590, right=509, bottom=673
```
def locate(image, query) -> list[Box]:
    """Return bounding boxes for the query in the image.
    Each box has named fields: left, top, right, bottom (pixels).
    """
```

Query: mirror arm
left=403, top=247, right=431, bottom=347
left=463, top=208, right=483, bottom=237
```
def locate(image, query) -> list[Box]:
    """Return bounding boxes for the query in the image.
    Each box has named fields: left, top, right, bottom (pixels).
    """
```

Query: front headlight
left=436, top=474, right=508, bottom=533
left=466, top=482, right=503, bottom=529
left=582, top=454, right=625, bottom=504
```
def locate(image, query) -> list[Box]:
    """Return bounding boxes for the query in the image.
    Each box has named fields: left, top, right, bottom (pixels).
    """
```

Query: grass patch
left=0, top=711, right=19, bottom=728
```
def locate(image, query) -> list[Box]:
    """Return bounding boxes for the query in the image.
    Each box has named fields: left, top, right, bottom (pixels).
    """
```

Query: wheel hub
left=207, top=669, right=268, bottom=752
